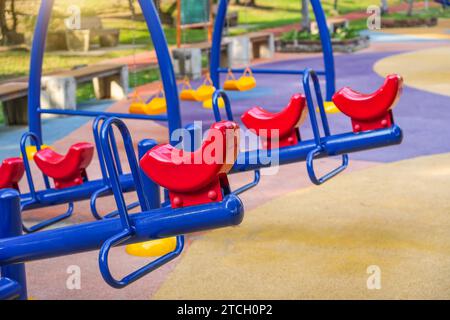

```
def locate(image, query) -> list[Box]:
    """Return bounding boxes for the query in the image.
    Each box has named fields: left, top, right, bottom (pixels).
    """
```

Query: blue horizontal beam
left=38, top=108, right=168, bottom=121
left=0, top=278, right=21, bottom=300
left=0, top=194, right=244, bottom=266
left=232, top=126, right=403, bottom=172
left=217, top=68, right=327, bottom=76
left=20, top=174, right=136, bottom=210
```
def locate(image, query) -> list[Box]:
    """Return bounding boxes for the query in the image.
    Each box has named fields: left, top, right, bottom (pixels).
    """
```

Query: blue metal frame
left=210, top=68, right=403, bottom=183
left=28, top=0, right=182, bottom=144
left=0, top=177, right=244, bottom=294
left=210, top=0, right=336, bottom=101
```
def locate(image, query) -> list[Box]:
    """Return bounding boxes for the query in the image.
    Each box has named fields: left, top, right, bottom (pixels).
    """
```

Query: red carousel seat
left=332, top=74, right=403, bottom=132
left=0, top=158, right=24, bottom=191
left=34, top=143, right=94, bottom=189
left=140, top=121, right=240, bottom=208
left=241, top=94, right=307, bottom=149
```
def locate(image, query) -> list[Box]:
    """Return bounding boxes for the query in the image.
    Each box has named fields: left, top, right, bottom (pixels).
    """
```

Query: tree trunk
left=381, top=0, right=389, bottom=15
left=301, top=0, right=310, bottom=32
left=127, top=0, right=136, bottom=18
left=407, top=0, right=414, bottom=17
left=334, top=0, right=338, bottom=11
left=0, top=0, right=9, bottom=45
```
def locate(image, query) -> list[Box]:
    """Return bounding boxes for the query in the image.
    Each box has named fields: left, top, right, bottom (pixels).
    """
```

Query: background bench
left=66, top=17, right=120, bottom=52
left=0, top=82, right=29, bottom=125
left=42, top=63, right=129, bottom=111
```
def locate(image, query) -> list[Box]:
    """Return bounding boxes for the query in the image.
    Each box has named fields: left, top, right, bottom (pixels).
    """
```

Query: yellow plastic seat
left=224, top=69, right=241, bottom=91
left=236, top=67, right=256, bottom=91
left=316, top=101, right=341, bottom=114
left=125, top=237, right=178, bottom=257
left=203, top=97, right=225, bottom=109
left=195, top=75, right=215, bottom=101
left=180, top=78, right=198, bottom=101
left=129, top=89, right=167, bottom=115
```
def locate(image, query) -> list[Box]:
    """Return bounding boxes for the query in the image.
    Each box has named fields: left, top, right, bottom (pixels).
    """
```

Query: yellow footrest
left=125, top=237, right=178, bottom=258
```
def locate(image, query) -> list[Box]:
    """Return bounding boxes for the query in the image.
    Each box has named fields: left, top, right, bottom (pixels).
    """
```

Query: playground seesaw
left=0, top=118, right=244, bottom=299
left=209, top=69, right=403, bottom=193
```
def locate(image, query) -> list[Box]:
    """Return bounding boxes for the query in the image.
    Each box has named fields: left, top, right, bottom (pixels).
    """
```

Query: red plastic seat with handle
left=140, top=121, right=240, bottom=208
left=33, top=142, right=94, bottom=189
left=0, top=158, right=24, bottom=191
left=241, top=93, right=307, bottom=149
left=332, top=74, right=403, bottom=133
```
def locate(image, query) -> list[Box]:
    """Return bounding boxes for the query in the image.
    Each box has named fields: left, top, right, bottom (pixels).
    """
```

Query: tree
left=381, top=0, right=389, bottom=15
left=406, top=0, right=414, bottom=16
left=301, top=0, right=310, bottom=32
left=0, top=0, right=19, bottom=45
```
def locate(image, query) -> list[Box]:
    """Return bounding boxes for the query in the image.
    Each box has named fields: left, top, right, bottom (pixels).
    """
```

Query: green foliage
left=281, top=26, right=361, bottom=42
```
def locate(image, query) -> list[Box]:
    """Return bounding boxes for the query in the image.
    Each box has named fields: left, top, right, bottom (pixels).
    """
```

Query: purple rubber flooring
left=176, top=51, right=450, bottom=163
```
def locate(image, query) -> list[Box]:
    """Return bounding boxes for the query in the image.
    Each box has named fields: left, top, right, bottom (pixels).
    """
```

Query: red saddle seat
left=241, top=94, right=307, bottom=149
left=34, top=143, right=94, bottom=189
left=332, top=74, right=403, bottom=132
left=0, top=158, right=24, bottom=191
left=140, top=121, right=240, bottom=208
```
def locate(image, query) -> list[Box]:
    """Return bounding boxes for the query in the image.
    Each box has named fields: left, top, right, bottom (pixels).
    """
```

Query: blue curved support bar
left=210, top=0, right=335, bottom=99
left=28, top=0, right=54, bottom=141
left=310, top=0, right=336, bottom=100
left=138, top=0, right=182, bottom=144
left=28, top=0, right=181, bottom=145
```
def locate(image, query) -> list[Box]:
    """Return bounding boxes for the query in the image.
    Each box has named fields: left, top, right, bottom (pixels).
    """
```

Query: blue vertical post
left=310, top=0, right=336, bottom=101
left=0, top=190, right=27, bottom=300
left=28, top=0, right=54, bottom=141
left=138, top=139, right=161, bottom=209
left=210, top=0, right=228, bottom=88
left=138, top=0, right=182, bottom=145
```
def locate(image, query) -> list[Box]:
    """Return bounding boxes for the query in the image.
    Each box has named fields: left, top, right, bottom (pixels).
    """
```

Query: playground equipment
left=0, top=117, right=244, bottom=298
left=0, top=158, right=24, bottom=191
left=180, top=74, right=216, bottom=102
left=179, top=73, right=224, bottom=109
left=129, top=87, right=167, bottom=116
left=210, top=69, right=404, bottom=190
left=4, top=0, right=183, bottom=231
left=224, top=68, right=257, bottom=92
left=210, top=0, right=338, bottom=113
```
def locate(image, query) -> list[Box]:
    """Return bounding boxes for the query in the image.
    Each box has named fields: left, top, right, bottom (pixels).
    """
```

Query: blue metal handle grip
left=90, top=186, right=140, bottom=220
left=212, top=90, right=234, bottom=122
left=306, top=146, right=349, bottom=185
left=99, top=229, right=185, bottom=289
left=98, top=117, right=185, bottom=288
left=233, top=169, right=261, bottom=195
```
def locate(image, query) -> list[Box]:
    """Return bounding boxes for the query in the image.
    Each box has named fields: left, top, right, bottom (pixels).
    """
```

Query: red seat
left=0, top=158, right=24, bottom=191
left=332, top=74, right=403, bottom=132
left=140, top=121, right=240, bottom=208
left=34, top=143, right=94, bottom=189
left=241, top=94, right=307, bottom=149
